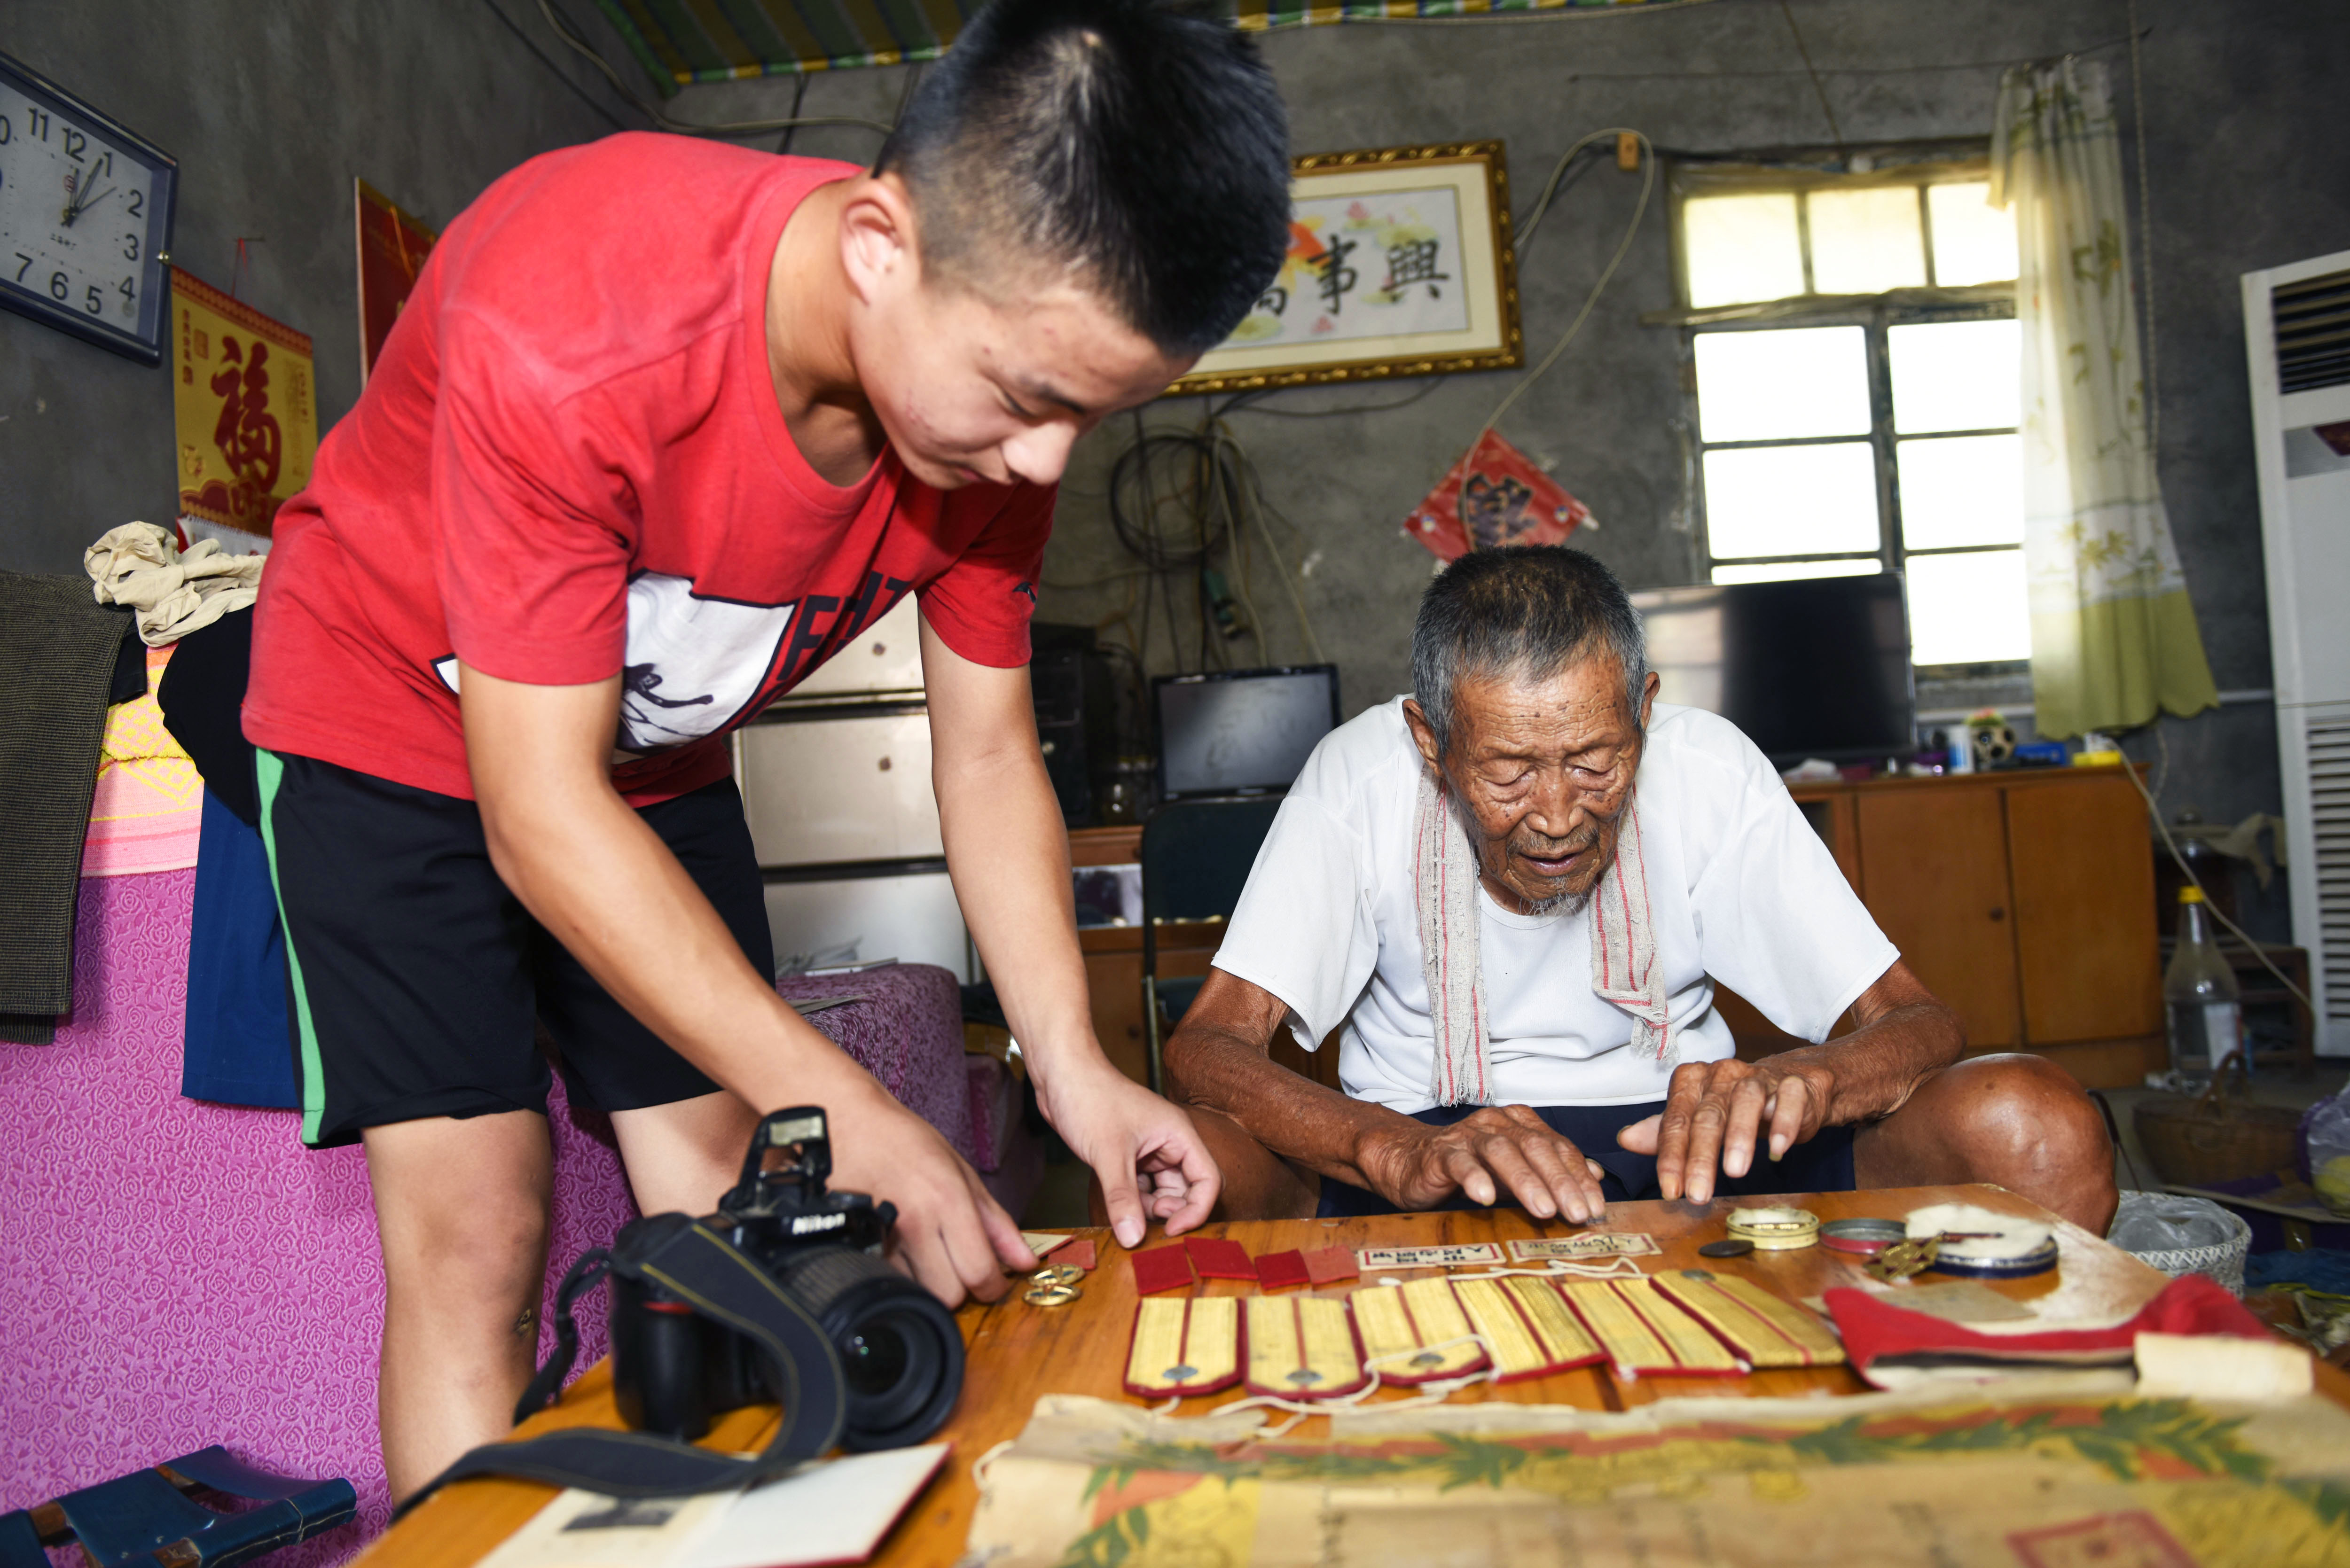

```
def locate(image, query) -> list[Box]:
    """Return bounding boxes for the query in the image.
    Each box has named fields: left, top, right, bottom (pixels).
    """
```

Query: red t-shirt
left=246, top=133, right=1053, bottom=805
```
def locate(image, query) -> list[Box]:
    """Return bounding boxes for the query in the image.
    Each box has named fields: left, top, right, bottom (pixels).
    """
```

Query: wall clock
left=0, top=51, right=178, bottom=366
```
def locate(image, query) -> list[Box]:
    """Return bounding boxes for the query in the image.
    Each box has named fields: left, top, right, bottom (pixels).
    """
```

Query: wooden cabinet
left=1856, top=786, right=2022, bottom=1050
left=1716, top=767, right=2162, bottom=1088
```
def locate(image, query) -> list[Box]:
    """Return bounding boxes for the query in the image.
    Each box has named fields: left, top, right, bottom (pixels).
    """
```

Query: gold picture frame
left=1166, top=140, right=1522, bottom=398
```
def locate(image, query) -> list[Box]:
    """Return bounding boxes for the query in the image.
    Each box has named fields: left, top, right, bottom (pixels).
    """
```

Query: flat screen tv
left=1630, top=575, right=1914, bottom=765
left=1154, top=665, right=1341, bottom=798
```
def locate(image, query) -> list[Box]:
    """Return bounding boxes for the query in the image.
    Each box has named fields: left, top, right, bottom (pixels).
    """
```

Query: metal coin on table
left=1024, top=1281, right=1082, bottom=1306
left=1698, top=1239, right=1754, bottom=1258
left=1032, top=1264, right=1084, bottom=1286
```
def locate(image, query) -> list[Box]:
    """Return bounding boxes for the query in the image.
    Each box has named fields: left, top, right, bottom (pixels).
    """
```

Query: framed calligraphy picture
left=1165, top=140, right=1521, bottom=398
left=170, top=266, right=317, bottom=540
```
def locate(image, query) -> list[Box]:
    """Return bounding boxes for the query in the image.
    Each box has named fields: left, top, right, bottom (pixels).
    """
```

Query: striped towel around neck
left=1412, top=766, right=1675, bottom=1107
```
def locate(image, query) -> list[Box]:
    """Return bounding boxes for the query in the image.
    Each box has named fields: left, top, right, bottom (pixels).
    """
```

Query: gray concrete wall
left=0, top=0, right=639, bottom=574
left=6, top=0, right=2338, bottom=935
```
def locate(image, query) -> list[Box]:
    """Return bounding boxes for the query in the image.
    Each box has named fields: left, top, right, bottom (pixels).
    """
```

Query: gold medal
left=1032, top=1264, right=1083, bottom=1286
left=1024, top=1281, right=1082, bottom=1306
left=1865, top=1235, right=1940, bottom=1282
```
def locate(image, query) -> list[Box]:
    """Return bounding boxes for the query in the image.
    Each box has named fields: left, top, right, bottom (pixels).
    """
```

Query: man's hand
left=825, top=1082, right=1034, bottom=1304
left=1042, top=1061, right=1222, bottom=1245
left=1616, top=1056, right=1836, bottom=1205
left=1617, top=960, right=1963, bottom=1204
left=1356, top=1104, right=1609, bottom=1221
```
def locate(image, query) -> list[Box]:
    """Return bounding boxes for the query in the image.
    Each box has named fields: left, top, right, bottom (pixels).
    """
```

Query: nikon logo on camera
left=789, top=1213, right=847, bottom=1235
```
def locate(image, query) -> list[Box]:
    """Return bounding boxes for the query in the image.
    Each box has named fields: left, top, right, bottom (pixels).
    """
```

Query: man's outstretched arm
left=1168, top=969, right=1608, bottom=1222
left=461, top=664, right=1033, bottom=1305
left=1616, top=958, right=1964, bottom=1203
left=919, top=618, right=1222, bottom=1246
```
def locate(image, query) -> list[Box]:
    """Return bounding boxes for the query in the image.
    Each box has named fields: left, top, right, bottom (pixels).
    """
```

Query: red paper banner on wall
left=1403, top=429, right=1592, bottom=562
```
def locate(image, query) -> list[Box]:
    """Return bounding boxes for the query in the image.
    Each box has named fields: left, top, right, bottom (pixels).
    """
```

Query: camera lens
left=778, top=1248, right=963, bottom=1451
left=840, top=1318, right=909, bottom=1398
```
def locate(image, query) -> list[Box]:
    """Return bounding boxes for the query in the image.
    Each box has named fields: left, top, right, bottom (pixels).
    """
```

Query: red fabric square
left=1301, top=1246, right=1359, bottom=1285
left=1060, top=1238, right=1097, bottom=1272
left=1255, top=1249, right=1310, bottom=1290
left=1184, top=1236, right=1256, bottom=1280
left=1132, top=1246, right=1196, bottom=1295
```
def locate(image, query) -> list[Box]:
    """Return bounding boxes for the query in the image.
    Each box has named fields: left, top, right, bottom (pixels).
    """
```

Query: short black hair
left=876, top=0, right=1291, bottom=356
left=1412, top=546, right=1650, bottom=757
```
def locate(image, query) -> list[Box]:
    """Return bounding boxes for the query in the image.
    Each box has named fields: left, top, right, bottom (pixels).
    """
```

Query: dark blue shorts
left=1316, top=1099, right=1857, bottom=1217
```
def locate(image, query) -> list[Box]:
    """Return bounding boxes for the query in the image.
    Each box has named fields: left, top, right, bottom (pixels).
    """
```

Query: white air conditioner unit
left=2243, top=249, right=2350, bottom=1056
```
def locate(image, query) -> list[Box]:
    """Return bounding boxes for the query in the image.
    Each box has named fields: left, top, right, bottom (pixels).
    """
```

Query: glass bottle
left=2163, top=886, right=2242, bottom=1080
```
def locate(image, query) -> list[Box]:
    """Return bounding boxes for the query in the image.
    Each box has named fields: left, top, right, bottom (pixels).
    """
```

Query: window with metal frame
left=1665, top=148, right=2026, bottom=671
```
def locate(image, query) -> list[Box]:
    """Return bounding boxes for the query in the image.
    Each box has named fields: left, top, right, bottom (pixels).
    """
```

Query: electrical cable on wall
left=1476, top=127, right=1657, bottom=443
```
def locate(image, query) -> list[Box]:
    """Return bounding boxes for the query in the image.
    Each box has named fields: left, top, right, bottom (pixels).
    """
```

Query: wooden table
left=362, top=1185, right=2230, bottom=1568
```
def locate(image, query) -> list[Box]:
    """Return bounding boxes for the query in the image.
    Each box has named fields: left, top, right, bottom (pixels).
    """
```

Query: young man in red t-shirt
left=242, top=0, right=1290, bottom=1496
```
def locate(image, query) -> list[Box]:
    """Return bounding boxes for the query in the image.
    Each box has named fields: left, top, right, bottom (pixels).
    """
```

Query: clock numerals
left=0, top=113, right=11, bottom=145
left=126, top=188, right=142, bottom=219
left=123, top=232, right=138, bottom=262
left=48, top=270, right=67, bottom=302
left=12, top=253, right=28, bottom=284
left=26, top=107, right=49, bottom=141
left=62, top=127, right=86, bottom=162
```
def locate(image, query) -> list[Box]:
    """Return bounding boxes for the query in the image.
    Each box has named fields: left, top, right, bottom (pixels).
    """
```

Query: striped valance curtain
left=592, top=0, right=1698, bottom=87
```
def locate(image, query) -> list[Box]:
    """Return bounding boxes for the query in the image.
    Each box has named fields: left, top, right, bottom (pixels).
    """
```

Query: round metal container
left=1819, top=1217, right=1907, bottom=1256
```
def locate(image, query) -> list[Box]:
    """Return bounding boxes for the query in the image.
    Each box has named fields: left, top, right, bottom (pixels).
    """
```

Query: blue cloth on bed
left=181, top=787, right=298, bottom=1108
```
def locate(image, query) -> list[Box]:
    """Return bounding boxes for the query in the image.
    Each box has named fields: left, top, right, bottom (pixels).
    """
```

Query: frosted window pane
left=1927, top=181, right=2018, bottom=285
left=1693, top=326, right=1871, bottom=442
left=1683, top=193, right=1805, bottom=307
left=1906, top=549, right=2029, bottom=665
left=1898, top=435, right=2024, bottom=549
left=1806, top=187, right=1927, bottom=296
left=1889, top=319, right=2021, bottom=433
left=1702, top=442, right=1880, bottom=559
left=1710, top=558, right=1880, bottom=585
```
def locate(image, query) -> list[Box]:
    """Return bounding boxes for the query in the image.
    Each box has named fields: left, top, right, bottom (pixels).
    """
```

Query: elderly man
left=1167, top=547, right=2116, bottom=1234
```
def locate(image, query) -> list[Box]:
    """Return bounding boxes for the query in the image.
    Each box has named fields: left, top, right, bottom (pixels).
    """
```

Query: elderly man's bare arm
left=1615, top=958, right=1961, bottom=1203
left=1167, top=969, right=1610, bottom=1222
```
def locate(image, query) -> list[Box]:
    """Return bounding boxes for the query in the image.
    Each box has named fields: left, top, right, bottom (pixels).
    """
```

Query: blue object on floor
left=2248, top=1249, right=2350, bottom=1295
left=0, top=1445, right=354, bottom=1568
left=180, top=788, right=298, bottom=1108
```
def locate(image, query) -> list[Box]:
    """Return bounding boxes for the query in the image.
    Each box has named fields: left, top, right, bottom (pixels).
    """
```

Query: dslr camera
left=609, top=1107, right=964, bottom=1451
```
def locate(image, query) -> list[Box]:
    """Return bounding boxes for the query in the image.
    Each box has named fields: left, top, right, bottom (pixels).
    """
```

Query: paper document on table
left=1506, top=1234, right=1660, bottom=1262
left=1355, top=1243, right=1504, bottom=1271
left=473, top=1445, right=948, bottom=1568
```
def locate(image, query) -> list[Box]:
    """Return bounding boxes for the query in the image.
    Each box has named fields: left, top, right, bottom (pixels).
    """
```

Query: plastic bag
left=2298, top=1087, right=2350, bottom=1216
left=2109, top=1191, right=2241, bottom=1254
left=2107, top=1191, right=2252, bottom=1297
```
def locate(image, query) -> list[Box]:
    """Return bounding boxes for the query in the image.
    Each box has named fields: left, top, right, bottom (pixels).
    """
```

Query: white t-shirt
left=1213, top=697, right=1900, bottom=1113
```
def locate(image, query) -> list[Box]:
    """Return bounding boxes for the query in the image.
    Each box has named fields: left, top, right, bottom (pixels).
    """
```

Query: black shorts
left=1316, top=1099, right=1857, bottom=1217
left=256, top=750, right=774, bottom=1148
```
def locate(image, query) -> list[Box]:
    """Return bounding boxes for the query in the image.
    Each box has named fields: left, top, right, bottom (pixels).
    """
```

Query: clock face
left=0, top=55, right=175, bottom=364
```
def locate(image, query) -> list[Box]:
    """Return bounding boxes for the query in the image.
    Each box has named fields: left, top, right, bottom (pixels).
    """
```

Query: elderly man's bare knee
left=1865, top=1053, right=2115, bottom=1234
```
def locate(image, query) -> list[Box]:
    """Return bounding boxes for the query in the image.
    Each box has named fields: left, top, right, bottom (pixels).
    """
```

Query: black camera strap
left=392, top=1215, right=848, bottom=1518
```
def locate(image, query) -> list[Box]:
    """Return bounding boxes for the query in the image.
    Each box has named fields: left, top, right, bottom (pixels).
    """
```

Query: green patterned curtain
left=592, top=0, right=1701, bottom=88
left=1990, top=57, right=2217, bottom=740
